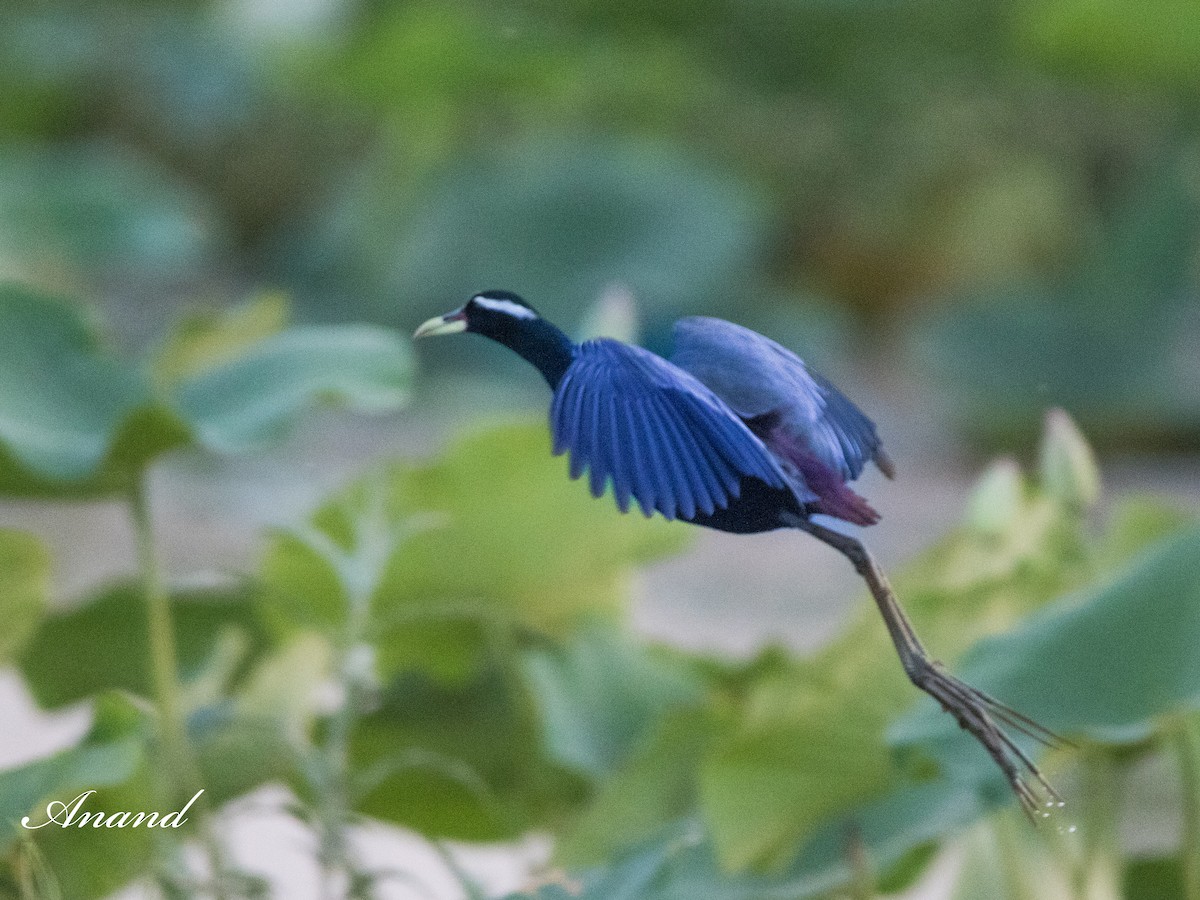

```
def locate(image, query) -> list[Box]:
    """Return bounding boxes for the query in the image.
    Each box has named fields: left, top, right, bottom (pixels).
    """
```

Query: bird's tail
left=811, top=484, right=881, bottom=527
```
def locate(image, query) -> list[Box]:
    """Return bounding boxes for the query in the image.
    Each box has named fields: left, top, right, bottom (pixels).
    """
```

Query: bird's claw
left=912, top=660, right=1069, bottom=821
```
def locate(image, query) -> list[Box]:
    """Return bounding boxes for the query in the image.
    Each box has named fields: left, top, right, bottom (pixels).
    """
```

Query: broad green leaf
left=507, top=784, right=989, bottom=900
left=1019, top=0, right=1200, bottom=88
left=234, top=632, right=332, bottom=744
left=373, top=423, right=689, bottom=634
left=192, top=635, right=330, bottom=806
left=0, top=694, right=148, bottom=850
left=26, top=768, right=158, bottom=900
left=0, top=284, right=183, bottom=492
left=559, top=709, right=720, bottom=868
left=288, top=126, right=766, bottom=327
left=172, top=324, right=410, bottom=453
left=192, top=717, right=300, bottom=808
left=18, top=580, right=268, bottom=709
left=0, top=529, right=49, bottom=664
left=348, top=666, right=584, bottom=841
left=1097, top=495, right=1196, bottom=569
left=0, top=143, right=224, bottom=282
left=0, top=693, right=155, bottom=900
left=259, top=530, right=352, bottom=639
left=151, top=292, right=288, bottom=387
left=699, top=682, right=895, bottom=871
left=895, top=526, right=1200, bottom=754
left=0, top=284, right=411, bottom=496
left=912, top=163, right=1200, bottom=449
left=522, top=624, right=703, bottom=778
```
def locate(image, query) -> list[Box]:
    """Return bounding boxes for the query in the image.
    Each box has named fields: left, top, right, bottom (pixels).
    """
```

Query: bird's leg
left=784, top=514, right=1066, bottom=818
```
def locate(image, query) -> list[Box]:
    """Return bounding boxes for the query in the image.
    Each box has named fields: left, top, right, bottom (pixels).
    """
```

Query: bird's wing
left=550, top=338, right=796, bottom=520
left=670, top=316, right=888, bottom=482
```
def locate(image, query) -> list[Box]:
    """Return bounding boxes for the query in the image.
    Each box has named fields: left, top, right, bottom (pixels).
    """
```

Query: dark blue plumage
left=414, top=290, right=1065, bottom=815
left=550, top=338, right=799, bottom=521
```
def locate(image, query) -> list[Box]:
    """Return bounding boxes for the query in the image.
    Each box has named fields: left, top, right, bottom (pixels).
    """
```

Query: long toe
left=911, top=661, right=1063, bottom=819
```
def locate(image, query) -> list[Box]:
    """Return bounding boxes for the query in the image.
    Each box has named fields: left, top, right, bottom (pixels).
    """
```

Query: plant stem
left=432, top=841, right=487, bottom=900
left=130, top=476, right=188, bottom=776
left=129, top=475, right=231, bottom=900
left=1078, top=750, right=1122, bottom=900
left=1176, top=716, right=1200, bottom=900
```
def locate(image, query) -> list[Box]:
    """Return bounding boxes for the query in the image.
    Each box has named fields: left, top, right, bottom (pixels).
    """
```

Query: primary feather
left=549, top=339, right=803, bottom=520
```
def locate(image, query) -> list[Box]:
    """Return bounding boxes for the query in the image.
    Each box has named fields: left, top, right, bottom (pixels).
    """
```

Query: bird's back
left=670, top=316, right=890, bottom=483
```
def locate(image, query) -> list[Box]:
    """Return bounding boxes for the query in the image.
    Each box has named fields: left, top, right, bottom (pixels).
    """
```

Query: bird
left=414, top=289, right=1063, bottom=816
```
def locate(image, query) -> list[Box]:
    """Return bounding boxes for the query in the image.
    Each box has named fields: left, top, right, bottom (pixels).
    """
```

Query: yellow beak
left=413, top=311, right=467, bottom=339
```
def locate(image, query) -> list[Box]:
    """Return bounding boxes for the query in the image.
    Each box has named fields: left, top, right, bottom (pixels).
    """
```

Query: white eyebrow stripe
left=474, top=296, right=538, bottom=320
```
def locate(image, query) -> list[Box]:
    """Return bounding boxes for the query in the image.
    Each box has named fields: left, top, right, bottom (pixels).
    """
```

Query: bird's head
left=413, top=290, right=542, bottom=341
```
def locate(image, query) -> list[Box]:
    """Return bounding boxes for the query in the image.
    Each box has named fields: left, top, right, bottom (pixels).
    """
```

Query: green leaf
left=522, top=624, right=703, bottom=778
left=699, top=684, right=895, bottom=871
left=1097, top=495, right=1196, bottom=569
left=0, top=283, right=411, bottom=496
left=151, top=291, right=289, bottom=388
left=1019, top=0, right=1200, bottom=88
left=559, top=709, right=720, bottom=868
left=683, top=454, right=1093, bottom=875
left=171, top=324, right=410, bottom=453
left=894, top=526, right=1200, bottom=754
left=0, top=693, right=156, bottom=900
left=0, top=529, right=49, bottom=664
left=374, top=423, right=689, bottom=635
left=18, top=580, right=268, bottom=709
left=259, top=530, right=352, bottom=639
left=0, top=694, right=148, bottom=850
left=912, top=163, right=1200, bottom=450
left=188, top=635, right=330, bottom=806
left=293, top=132, right=765, bottom=327
left=0, top=284, right=183, bottom=492
left=506, top=784, right=989, bottom=900
left=348, top=666, right=584, bottom=841
left=261, top=422, right=689, bottom=679
left=0, top=143, right=224, bottom=283
left=1123, top=856, right=1187, bottom=900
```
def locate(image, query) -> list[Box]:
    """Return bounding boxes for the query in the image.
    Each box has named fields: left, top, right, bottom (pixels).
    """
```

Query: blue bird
left=415, top=290, right=1062, bottom=815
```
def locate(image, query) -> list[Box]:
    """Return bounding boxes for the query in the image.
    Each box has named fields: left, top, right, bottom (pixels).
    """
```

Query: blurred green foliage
left=0, top=270, right=1198, bottom=898
left=2, top=0, right=1198, bottom=446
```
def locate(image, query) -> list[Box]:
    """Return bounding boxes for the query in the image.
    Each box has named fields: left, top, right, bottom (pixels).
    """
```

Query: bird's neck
left=482, top=317, right=575, bottom=388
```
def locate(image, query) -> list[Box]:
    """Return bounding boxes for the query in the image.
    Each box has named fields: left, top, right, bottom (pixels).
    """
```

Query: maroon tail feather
left=755, top=419, right=882, bottom=527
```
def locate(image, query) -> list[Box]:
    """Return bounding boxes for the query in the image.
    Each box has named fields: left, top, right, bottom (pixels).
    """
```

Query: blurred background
left=2, top=0, right=1200, bottom=897
left=2, top=0, right=1198, bottom=447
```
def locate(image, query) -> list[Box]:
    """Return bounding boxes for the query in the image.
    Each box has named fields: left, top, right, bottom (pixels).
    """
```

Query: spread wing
left=670, top=316, right=890, bottom=482
left=550, top=339, right=796, bottom=520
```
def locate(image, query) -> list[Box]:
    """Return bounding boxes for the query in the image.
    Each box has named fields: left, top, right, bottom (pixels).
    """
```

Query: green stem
left=319, top=664, right=357, bottom=900
left=1176, top=716, right=1200, bottom=900
left=432, top=841, right=486, bottom=900
left=1078, top=750, right=1122, bottom=900
left=129, top=476, right=231, bottom=900
left=130, top=477, right=188, bottom=776
left=318, top=569, right=375, bottom=896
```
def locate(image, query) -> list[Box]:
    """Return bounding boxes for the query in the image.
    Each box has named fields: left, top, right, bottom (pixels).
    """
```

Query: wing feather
left=671, top=317, right=887, bottom=482
left=550, top=339, right=791, bottom=520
